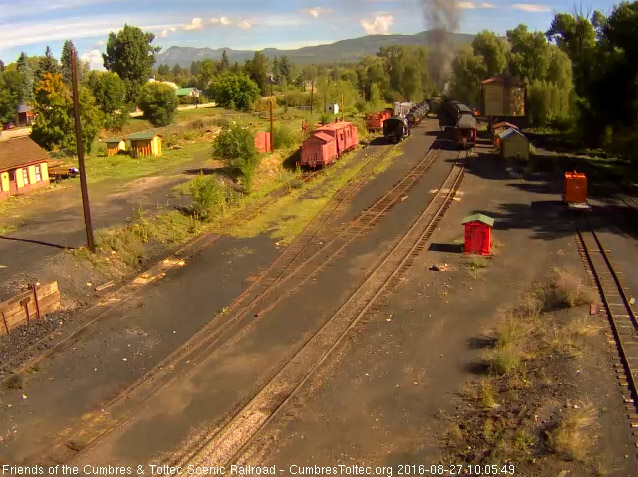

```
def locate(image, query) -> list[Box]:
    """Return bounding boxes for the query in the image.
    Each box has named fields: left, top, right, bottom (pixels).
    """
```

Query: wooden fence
left=0, top=282, right=60, bottom=335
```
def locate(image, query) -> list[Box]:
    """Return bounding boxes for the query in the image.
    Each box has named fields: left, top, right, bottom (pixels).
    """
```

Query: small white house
left=326, top=103, right=340, bottom=114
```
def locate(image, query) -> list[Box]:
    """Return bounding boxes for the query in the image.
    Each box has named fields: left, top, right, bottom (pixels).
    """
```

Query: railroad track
left=39, top=142, right=398, bottom=464
left=175, top=154, right=467, bottom=468
left=576, top=223, right=638, bottom=450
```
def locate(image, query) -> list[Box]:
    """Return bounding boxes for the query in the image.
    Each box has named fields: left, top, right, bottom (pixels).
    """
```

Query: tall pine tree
left=60, top=40, right=78, bottom=86
left=37, top=46, right=60, bottom=80
left=16, top=52, right=34, bottom=104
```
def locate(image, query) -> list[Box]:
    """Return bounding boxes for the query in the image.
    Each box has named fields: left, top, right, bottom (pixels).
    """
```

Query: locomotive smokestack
left=422, top=0, right=461, bottom=91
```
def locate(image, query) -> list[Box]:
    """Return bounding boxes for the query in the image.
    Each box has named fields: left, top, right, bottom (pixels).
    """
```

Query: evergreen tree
left=37, top=46, right=60, bottom=79
left=279, top=56, right=292, bottom=84
left=16, top=52, right=34, bottom=103
left=0, top=59, right=4, bottom=73
left=219, top=50, right=230, bottom=72
left=60, top=40, right=78, bottom=86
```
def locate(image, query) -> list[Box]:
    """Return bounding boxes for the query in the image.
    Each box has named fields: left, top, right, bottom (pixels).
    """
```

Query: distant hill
left=155, top=30, right=474, bottom=67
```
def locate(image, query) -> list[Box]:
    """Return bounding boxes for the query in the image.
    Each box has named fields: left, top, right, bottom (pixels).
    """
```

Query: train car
left=366, top=110, right=391, bottom=132
left=315, top=122, right=358, bottom=155
left=439, top=99, right=477, bottom=149
left=383, top=116, right=409, bottom=144
left=300, top=121, right=359, bottom=168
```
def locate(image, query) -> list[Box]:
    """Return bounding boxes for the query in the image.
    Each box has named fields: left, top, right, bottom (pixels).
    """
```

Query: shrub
left=278, top=91, right=311, bottom=108
left=209, top=74, right=260, bottom=112
left=272, top=125, right=302, bottom=150
left=137, top=82, right=178, bottom=127
left=547, top=402, right=596, bottom=462
left=254, top=97, right=276, bottom=112
left=550, top=268, right=596, bottom=308
left=189, top=175, right=228, bottom=219
left=213, top=123, right=259, bottom=186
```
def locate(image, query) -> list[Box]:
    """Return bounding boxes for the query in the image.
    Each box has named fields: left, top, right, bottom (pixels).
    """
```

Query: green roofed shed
left=127, top=131, right=162, bottom=141
left=175, top=87, right=199, bottom=97
left=462, top=214, right=494, bottom=227
left=104, top=137, right=126, bottom=156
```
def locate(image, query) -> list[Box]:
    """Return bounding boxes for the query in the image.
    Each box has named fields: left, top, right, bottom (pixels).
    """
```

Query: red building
left=462, top=214, right=494, bottom=256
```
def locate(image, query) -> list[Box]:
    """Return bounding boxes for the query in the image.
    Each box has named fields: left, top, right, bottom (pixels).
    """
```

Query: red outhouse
left=462, top=214, right=494, bottom=256
left=254, top=132, right=272, bottom=154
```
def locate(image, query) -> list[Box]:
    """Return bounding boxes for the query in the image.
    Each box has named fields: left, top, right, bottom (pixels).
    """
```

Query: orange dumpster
left=564, top=171, right=587, bottom=203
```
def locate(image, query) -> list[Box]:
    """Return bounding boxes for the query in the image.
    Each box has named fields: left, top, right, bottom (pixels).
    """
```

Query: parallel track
left=176, top=154, right=467, bottom=468
left=576, top=223, right=638, bottom=450
left=43, top=142, right=402, bottom=464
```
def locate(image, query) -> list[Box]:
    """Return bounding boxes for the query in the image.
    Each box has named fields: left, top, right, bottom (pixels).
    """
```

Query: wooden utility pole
left=71, top=51, right=95, bottom=252
left=269, top=98, right=274, bottom=153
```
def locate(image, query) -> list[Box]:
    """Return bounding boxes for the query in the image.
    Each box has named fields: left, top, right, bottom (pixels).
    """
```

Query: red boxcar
left=366, top=110, right=391, bottom=131
left=299, top=121, right=359, bottom=168
left=300, top=132, right=338, bottom=168
left=315, top=122, right=358, bottom=155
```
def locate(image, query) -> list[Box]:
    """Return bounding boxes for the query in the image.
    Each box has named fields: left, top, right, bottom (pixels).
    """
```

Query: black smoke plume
left=422, top=0, right=461, bottom=91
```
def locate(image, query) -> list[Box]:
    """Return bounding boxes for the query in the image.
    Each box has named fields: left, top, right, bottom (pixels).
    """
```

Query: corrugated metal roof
left=127, top=132, right=162, bottom=141
left=462, top=214, right=494, bottom=227
left=497, top=128, right=527, bottom=141
left=16, top=103, right=33, bottom=114
left=0, top=136, right=49, bottom=172
left=104, top=137, right=126, bottom=143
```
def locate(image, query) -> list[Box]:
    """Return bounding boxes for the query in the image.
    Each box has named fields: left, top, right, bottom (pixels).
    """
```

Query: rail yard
left=2, top=2, right=638, bottom=475
left=0, top=112, right=636, bottom=476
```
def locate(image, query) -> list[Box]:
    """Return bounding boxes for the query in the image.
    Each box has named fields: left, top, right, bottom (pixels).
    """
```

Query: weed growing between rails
left=442, top=268, right=617, bottom=475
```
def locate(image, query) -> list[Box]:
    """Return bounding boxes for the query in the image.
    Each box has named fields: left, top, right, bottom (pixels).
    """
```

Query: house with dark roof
left=0, top=136, right=50, bottom=200
left=16, top=103, right=35, bottom=125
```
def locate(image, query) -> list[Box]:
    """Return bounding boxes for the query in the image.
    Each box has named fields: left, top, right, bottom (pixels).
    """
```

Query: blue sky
left=0, top=0, right=618, bottom=68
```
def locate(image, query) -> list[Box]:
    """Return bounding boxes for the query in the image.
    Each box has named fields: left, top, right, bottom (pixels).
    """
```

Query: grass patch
left=547, top=402, right=597, bottom=462
left=83, top=141, right=211, bottom=184
left=550, top=267, right=597, bottom=308
left=226, top=148, right=371, bottom=244
left=479, top=379, right=499, bottom=409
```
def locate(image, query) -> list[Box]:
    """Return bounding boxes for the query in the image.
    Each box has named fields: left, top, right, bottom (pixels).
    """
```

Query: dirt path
left=0, top=146, right=212, bottom=300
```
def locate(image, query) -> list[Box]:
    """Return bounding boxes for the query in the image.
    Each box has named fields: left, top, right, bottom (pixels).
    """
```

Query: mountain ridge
left=155, top=30, right=474, bottom=67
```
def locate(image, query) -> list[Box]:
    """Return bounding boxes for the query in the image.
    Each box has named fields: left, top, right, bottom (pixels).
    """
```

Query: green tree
left=471, top=30, right=508, bottom=77
left=279, top=55, right=293, bottom=84
left=213, top=123, right=258, bottom=187
left=449, top=46, right=487, bottom=107
left=219, top=50, right=230, bottom=72
left=156, top=64, right=171, bottom=78
left=136, top=82, right=178, bottom=126
left=507, top=25, right=551, bottom=82
left=103, top=24, right=161, bottom=101
left=16, top=52, right=34, bottom=103
left=209, top=74, right=260, bottom=111
left=85, top=70, right=127, bottom=129
left=0, top=59, right=4, bottom=72
left=37, top=46, right=59, bottom=80
left=0, top=70, right=20, bottom=123
left=31, top=73, right=102, bottom=152
left=244, top=51, right=269, bottom=95
left=60, top=40, right=80, bottom=86
left=198, top=59, right=218, bottom=88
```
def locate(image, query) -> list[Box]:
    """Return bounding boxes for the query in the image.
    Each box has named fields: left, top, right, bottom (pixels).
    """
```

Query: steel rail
left=179, top=154, right=466, bottom=469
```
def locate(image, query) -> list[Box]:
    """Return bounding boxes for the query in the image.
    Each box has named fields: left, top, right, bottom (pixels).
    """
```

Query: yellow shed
left=128, top=132, right=163, bottom=158
left=104, top=137, right=127, bottom=156
left=498, top=128, right=530, bottom=161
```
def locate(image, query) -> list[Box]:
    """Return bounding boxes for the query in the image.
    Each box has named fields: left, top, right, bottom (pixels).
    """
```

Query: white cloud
left=361, top=14, right=394, bottom=35
left=158, top=29, right=169, bottom=39
left=184, top=17, right=204, bottom=31
left=236, top=19, right=253, bottom=29
left=456, top=1, right=495, bottom=8
left=96, top=40, right=105, bottom=46
left=80, top=49, right=103, bottom=70
left=511, top=3, right=551, bottom=12
left=301, top=7, right=333, bottom=18
left=220, top=16, right=232, bottom=26
left=170, top=26, right=176, bottom=32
